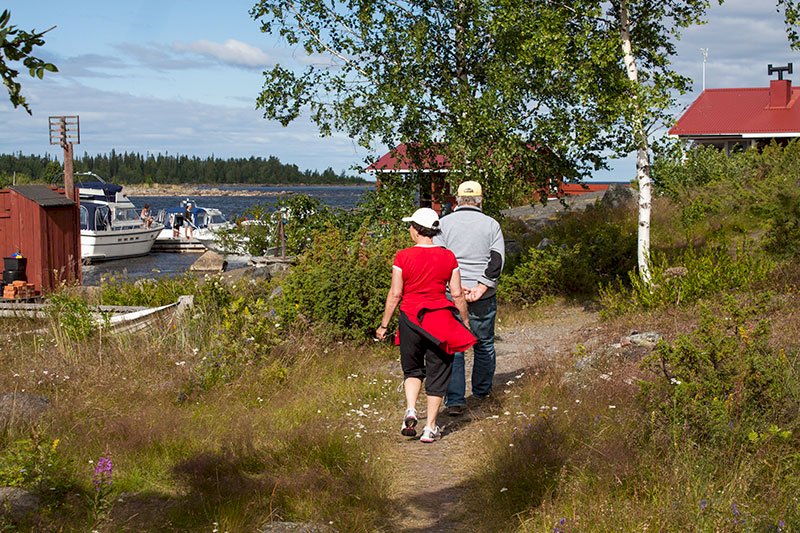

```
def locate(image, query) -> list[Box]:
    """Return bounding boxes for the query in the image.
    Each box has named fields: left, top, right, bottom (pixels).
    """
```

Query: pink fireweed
left=92, top=452, right=113, bottom=490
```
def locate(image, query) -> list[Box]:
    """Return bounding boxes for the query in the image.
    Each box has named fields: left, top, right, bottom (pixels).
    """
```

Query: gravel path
left=385, top=303, right=601, bottom=531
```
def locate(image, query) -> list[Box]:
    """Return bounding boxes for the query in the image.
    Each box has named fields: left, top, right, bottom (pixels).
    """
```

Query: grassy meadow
left=1, top=143, right=799, bottom=531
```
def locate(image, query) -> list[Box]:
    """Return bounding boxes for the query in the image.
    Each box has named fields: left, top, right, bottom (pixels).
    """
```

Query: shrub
left=276, top=225, right=407, bottom=340
left=46, top=291, right=97, bottom=341
left=500, top=202, right=637, bottom=303
left=639, top=295, right=799, bottom=452
left=599, top=244, right=774, bottom=316
left=499, top=245, right=577, bottom=304
left=0, top=432, right=74, bottom=498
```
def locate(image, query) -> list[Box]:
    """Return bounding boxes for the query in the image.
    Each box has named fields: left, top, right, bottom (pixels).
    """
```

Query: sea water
left=81, top=185, right=371, bottom=286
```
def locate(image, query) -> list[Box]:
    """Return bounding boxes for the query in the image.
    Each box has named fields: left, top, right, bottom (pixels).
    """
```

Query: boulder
left=0, top=486, right=41, bottom=523
left=260, top=522, right=336, bottom=533
left=600, top=183, right=636, bottom=209
left=0, top=393, right=49, bottom=425
left=190, top=251, right=228, bottom=273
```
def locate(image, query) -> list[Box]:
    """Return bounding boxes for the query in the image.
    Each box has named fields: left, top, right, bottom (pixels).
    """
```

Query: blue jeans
left=446, top=295, right=497, bottom=407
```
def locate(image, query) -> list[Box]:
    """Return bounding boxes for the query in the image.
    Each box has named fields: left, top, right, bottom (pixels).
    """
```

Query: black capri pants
left=398, top=312, right=454, bottom=397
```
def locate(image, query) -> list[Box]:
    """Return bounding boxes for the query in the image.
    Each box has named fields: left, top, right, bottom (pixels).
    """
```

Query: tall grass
left=0, top=275, right=403, bottom=531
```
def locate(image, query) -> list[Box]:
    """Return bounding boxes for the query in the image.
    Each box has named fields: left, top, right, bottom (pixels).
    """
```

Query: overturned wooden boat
left=0, top=295, right=194, bottom=335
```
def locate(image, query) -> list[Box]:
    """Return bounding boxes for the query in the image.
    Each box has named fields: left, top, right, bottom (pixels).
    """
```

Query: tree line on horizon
left=0, top=151, right=368, bottom=186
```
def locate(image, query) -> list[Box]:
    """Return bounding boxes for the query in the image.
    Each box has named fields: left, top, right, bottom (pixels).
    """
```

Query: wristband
left=379, top=324, right=388, bottom=329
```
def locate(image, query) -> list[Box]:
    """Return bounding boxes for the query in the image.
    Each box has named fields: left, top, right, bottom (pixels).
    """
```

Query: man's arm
left=477, top=222, right=505, bottom=289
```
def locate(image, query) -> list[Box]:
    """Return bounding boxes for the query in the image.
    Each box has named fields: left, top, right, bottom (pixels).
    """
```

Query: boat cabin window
left=115, top=207, right=141, bottom=223
left=195, top=211, right=208, bottom=227
left=94, top=206, right=111, bottom=230
left=209, top=214, right=227, bottom=224
left=79, top=205, right=90, bottom=230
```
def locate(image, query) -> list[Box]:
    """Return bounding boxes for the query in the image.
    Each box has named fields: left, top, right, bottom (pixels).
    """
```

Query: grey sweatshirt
left=433, top=206, right=505, bottom=299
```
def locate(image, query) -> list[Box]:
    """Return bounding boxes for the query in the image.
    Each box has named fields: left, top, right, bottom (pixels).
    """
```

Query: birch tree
left=607, top=0, right=800, bottom=283
left=607, top=0, right=718, bottom=283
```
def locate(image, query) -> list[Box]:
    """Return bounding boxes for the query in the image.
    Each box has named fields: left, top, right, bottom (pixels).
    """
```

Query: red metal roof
left=366, top=143, right=451, bottom=172
left=670, top=80, right=800, bottom=137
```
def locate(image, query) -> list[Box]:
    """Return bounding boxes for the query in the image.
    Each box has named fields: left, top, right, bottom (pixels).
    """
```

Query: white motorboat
left=77, top=174, right=164, bottom=263
left=152, top=200, right=232, bottom=252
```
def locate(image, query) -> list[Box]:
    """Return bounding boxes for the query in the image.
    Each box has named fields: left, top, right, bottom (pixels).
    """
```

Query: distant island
left=0, top=151, right=368, bottom=187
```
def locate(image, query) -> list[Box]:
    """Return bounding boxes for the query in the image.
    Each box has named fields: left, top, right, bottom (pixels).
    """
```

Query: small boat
left=152, top=200, right=232, bottom=252
left=77, top=174, right=164, bottom=263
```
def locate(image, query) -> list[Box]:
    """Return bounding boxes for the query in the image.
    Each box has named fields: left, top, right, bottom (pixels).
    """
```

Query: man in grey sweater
left=434, top=180, right=505, bottom=415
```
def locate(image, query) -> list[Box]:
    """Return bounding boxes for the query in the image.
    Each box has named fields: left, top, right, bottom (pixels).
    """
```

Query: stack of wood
left=3, top=281, right=37, bottom=299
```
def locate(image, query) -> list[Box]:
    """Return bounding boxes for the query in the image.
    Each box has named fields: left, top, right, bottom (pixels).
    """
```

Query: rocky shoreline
left=123, top=183, right=301, bottom=197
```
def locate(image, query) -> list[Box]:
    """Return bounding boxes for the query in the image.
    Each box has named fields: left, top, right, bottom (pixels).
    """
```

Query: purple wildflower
left=92, top=452, right=113, bottom=490
left=700, top=499, right=707, bottom=511
left=732, top=502, right=740, bottom=524
left=553, top=518, right=566, bottom=533
left=778, top=519, right=785, bottom=532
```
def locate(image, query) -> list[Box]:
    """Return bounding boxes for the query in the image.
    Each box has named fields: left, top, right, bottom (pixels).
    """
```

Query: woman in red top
left=376, top=208, right=473, bottom=443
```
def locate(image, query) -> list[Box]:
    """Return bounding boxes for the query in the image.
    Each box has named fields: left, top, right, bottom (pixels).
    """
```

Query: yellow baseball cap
left=456, top=180, right=482, bottom=197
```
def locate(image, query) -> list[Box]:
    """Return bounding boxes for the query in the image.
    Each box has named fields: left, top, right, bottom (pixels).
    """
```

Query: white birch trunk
left=618, top=0, right=652, bottom=285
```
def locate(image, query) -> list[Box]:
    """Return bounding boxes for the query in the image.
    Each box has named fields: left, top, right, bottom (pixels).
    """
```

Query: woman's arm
left=448, top=268, right=469, bottom=325
left=376, top=267, right=403, bottom=340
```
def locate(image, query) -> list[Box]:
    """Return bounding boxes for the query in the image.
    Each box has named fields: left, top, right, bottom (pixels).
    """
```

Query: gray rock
left=260, top=522, right=336, bottom=533
left=0, top=393, right=49, bottom=425
left=536, top=238, right=553, bottom=250
left=601, top=183, right=636, bottom=209
left=0, top=486, right=41, bottom=523
left=626, top=331, right=662, bottom=348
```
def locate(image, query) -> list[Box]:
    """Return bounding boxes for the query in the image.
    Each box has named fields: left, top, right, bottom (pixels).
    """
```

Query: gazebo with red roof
left=366, top=143, right=455, bottom=213
left=366, top=143, right=622, bottom=210
left=670, top=63, right=800, bottom=153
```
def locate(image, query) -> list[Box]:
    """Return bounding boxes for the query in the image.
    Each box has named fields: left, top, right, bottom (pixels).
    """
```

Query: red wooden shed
left=0, top=185, right=81, bottom=294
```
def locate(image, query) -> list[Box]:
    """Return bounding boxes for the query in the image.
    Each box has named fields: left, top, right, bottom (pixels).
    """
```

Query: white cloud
left=173, top=39, right=271, bottom=69
left=0, top=79, right=369, bottom=174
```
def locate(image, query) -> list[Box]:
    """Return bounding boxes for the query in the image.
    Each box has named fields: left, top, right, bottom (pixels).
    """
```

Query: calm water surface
left=81, top=185, right=371, bottom=286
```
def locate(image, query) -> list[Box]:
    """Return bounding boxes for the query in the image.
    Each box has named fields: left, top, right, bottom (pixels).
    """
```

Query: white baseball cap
left=402, top=207, right=440, bottom=230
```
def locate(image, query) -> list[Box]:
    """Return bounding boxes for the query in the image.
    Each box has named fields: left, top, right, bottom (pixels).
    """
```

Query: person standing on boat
left=433, top=180, right=505, bottom=416
left=376, top=207, right=475, bottom=443
left=184, top=202, right=194, bottom=239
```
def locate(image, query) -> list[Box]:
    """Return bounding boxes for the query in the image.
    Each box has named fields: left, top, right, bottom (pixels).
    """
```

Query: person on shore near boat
left=184, top=202, right=194, bottom=239
left=140, top=204, right=153, bottom=228
left=171, top=213, right=183, bottom=239
left=376, top=207, right=475, bottom=443
left=433, top=180, right=505, bottom=417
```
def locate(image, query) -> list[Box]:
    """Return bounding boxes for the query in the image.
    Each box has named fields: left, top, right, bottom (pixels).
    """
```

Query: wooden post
left=48, top=115, right=80, bottom=200
left=278, top=214, right=286, bottom=258
left=62, top=140, right=74, bottom=201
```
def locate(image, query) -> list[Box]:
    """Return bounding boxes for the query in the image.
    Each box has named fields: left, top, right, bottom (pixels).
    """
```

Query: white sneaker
left=401, top=408, right=418, bottom=437
left=419, top=425, right=441, bottom=443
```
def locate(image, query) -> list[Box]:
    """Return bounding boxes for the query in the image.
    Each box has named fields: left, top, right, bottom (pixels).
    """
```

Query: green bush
left=653, top=139, right=800, bottom=254
left=500, top=202, right=637, bottom=303
left=639, top=296, right=799, bottom=451
left=276, top=225, right=407, bottom=340
left=499, top=245, right=576, bottom=304
left=46, top=291, right=97, bottom=341
left=193, top=294, right=284, bottom=389
left=599, top=244, right=774, bottom=316
left=0, top=433, right=74, bottom=498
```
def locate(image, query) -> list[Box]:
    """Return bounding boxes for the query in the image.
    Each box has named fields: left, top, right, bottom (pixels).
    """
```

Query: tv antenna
left=700, top=48, right=709, bottom=91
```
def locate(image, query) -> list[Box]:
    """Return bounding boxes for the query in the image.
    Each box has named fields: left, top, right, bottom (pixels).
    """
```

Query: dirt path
left=385, top=303, right=601, bottom=532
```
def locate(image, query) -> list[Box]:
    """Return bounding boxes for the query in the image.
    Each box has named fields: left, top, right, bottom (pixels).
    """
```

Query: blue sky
left=1, top=0, right=799, bottom=181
